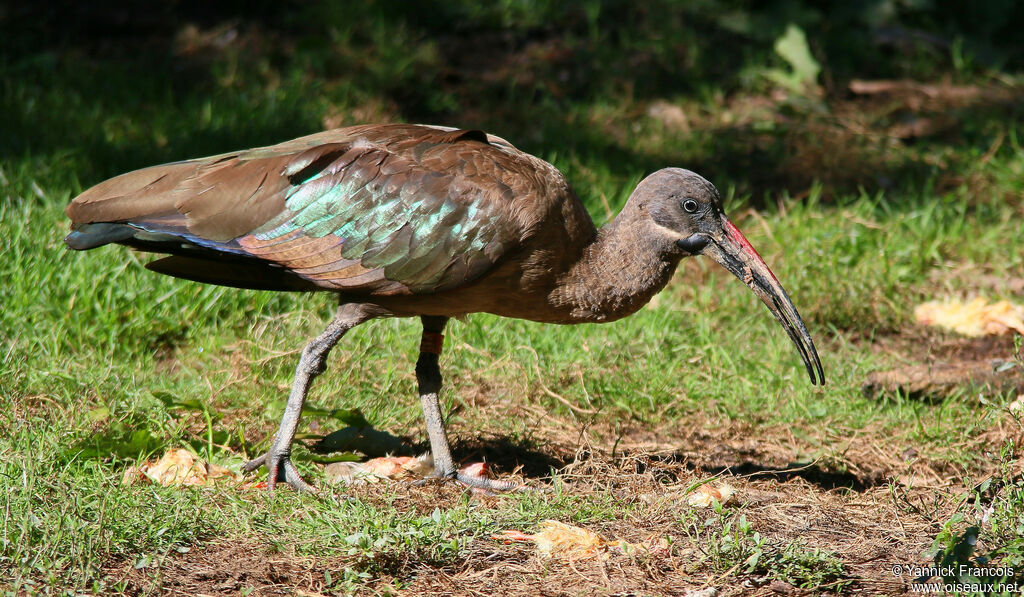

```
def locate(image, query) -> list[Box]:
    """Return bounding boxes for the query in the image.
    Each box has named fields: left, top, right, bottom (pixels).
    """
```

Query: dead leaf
left=915, top=298, right=1024, bottom=336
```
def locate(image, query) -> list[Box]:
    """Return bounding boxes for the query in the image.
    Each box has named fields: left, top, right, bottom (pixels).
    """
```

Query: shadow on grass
left=4, top=0, right=1020, bottom=203
left=62, top=416, right=170, bottom=463
left=633, top=452, right=880, bottom=492
left=697, top=460, right=878, bottom=492
left=449, top=436, right=572, bottom=481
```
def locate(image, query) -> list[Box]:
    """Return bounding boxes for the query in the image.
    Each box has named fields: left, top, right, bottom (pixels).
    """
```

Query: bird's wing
left=67, top=125, right=545, bottom=295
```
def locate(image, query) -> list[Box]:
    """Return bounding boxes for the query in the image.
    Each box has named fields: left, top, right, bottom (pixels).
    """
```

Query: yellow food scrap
left=492, top=520, right=658, bottom=561
left=532, top=520, right=609, bottom=559
left=124, top=448, right=239, bottom=487
left=915, top=298, right=1024, bottom=337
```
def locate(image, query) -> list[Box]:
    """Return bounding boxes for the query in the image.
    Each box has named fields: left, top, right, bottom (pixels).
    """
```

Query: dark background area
left=2, top=0, right=1022, bottom=202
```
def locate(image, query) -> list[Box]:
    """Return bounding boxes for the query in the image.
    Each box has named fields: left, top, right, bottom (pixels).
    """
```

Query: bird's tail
left=64, top=223, right=137, bottom=250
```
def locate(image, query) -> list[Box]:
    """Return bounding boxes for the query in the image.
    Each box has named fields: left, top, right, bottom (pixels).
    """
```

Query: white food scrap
left=324, top=454, right=433, bottom=485
left=687, top=483, right=737, bottom=507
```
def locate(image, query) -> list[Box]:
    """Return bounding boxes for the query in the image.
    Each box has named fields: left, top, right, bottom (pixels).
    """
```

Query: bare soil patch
left=392, top=481, right=924, bottom=596
left=863, top=329, right=1024, bottom=401
left=112, top=537, right=323, bottom=596
left=109, top=416, right=975, bottom=596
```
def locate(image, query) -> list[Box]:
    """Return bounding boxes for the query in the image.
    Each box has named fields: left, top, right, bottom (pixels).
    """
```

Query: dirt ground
left=104, top=444, right=937, bottom=596
left=109, top=329, right=1024, bottom=597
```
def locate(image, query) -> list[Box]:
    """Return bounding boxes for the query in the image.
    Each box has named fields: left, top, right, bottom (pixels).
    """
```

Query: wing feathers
left=145, top=255, right=319, bottom=291
left=67, top=124, right=562, bottom=295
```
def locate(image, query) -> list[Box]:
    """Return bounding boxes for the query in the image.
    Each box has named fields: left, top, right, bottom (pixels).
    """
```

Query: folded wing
left=66, top=125, right=535, bottom=295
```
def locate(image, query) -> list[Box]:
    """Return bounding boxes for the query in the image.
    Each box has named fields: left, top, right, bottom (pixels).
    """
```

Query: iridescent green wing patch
left=242, top=141, right=519, bottom=293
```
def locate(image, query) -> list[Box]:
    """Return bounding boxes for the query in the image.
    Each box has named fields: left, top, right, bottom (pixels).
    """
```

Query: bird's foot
left=454, top=471, right=524, bottom=492
left=242, top=450, right=315, bottom=493
left=416, top=462, right=525, bottom=493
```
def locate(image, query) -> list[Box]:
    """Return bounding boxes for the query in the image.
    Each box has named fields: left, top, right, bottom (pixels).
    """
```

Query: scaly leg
left=243, top=302, right=375, bottom=491
left=416, top=316, right=520, bottom=491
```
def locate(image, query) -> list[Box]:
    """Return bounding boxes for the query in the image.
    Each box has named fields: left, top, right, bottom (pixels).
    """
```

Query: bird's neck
left=549, top=216, right=680, bottom=323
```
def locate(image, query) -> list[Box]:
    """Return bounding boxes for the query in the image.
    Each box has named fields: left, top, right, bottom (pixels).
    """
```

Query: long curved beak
left=698, top=217, right=825, bottom=385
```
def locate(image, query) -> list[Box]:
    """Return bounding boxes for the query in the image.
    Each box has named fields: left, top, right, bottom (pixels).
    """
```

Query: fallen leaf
left=915, top=298, right=1024, bottom=336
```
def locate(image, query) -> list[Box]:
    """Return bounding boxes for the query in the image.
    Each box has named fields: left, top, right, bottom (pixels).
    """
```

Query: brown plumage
left=66, top=123, right=823, bottom=491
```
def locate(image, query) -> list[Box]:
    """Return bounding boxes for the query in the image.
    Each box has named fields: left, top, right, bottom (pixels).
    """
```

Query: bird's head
left=632, top=168, right=824, bottom=385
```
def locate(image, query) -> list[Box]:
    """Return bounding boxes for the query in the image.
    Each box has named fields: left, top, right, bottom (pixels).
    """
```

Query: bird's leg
left=417, top=316, right=456, bottom=477
left=416, top=316, right=520, bottom=492
left=243, top=302, right=373, bottom=491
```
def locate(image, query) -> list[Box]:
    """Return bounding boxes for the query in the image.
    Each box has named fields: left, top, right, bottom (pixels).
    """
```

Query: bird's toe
left=415, top=462, right=524, bottom=493
left=241, top=453, right=266, bottom=473
left=242, top=451, right=315, bottom=493
left=455, top=471, right=524, bottom=493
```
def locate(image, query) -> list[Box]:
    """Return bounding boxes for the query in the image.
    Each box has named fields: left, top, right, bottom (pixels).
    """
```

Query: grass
left=695, top=512, right=849, bottom=590
left=3, top=3, right=1024, bottom=595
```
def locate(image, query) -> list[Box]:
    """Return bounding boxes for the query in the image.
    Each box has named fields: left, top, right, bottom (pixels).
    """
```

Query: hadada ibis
left=65, top=124, right=824, bottom=492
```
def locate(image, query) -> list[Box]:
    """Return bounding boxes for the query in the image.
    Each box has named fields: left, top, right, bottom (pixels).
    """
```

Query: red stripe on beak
left=723, top=218, right=781, bottom=285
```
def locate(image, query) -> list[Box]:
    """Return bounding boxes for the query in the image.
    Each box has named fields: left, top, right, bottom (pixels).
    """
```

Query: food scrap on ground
left=324, top=454, right=433, bottom=484
left=122, top=448, right=239, bottom=487
left=915, top=298, right=1024, bottom=337
left=323, top=454, right=496, bottom=486
left=687, top=482, right=738, bottom=507
left=124, top=449, right=502, bottom=489
left=492, top=520, right=668, bottom=560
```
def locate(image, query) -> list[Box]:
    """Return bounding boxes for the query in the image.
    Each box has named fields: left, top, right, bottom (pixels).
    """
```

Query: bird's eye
left=682, top=199, right=699, bottom=213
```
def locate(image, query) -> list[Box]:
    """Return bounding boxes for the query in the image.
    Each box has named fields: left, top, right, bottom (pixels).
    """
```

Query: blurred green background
left=4, top=0, right=1021, bottom=201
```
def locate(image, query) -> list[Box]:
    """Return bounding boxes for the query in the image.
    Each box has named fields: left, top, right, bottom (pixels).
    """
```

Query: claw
left=242, top=451, right=315, bottom=493
left=241, top=453, right=266, bottom=473
left=412, top=463, right=525, bottom=493
left=455, top=471, right=524, bottom=492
